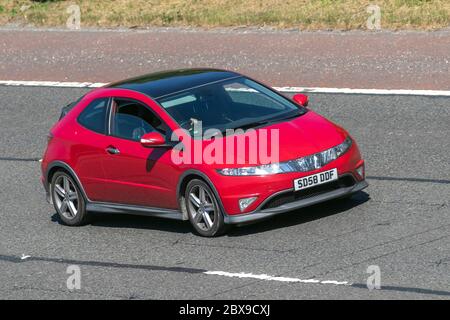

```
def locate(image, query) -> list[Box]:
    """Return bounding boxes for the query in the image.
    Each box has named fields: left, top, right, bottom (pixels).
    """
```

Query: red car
left=41, top=69, right=367, bottom=237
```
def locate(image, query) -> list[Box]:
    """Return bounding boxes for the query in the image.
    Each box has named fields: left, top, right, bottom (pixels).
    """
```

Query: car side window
left=77, top=98, right=109, bottom=134
left=111, top=99, right=166, bottom=141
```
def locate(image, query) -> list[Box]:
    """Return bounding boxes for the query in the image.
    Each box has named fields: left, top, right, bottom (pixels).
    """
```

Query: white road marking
left=1, top=80, right=450, bottom=96
left=276, top=86, right=450, bottom=96
left=204, top=270, right=351, bottom=286
left=0, top=80, right=105, bottom=88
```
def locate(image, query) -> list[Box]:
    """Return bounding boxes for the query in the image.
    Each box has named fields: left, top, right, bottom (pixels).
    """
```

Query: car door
left=73, top=97, right=114, bottom=201
left=99, top=97, right=179, bottom=209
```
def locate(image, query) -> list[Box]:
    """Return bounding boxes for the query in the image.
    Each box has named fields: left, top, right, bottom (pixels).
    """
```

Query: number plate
left=294, top=168, right=338, bottom=191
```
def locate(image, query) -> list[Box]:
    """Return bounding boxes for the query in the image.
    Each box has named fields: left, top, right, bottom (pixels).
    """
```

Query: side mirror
left=140, top=132, right=168, bottom=148
left=292, top=94, right=309, bottom=107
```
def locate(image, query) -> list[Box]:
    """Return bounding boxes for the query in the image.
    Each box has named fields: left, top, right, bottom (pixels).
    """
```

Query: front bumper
left=224, top=178, right=368, bottom=224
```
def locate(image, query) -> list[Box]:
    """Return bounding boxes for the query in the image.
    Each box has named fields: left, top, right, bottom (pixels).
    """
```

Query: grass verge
left=0, top=0, right=449, bottom=30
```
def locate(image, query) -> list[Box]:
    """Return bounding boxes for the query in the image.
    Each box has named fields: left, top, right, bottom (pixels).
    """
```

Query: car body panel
left=98, top=134, right=179, bottom=208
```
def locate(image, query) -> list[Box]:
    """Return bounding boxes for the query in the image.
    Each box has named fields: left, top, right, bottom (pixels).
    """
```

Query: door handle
left=106, top=146, right=120, bottom=155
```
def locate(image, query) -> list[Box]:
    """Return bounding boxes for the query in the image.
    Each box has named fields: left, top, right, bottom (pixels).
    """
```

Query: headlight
left=218, top=136, right=352, bottom=176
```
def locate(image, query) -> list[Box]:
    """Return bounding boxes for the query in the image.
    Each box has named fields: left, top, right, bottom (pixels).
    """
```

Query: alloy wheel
left=53, top=175, right=79, bottom=219
left=187, top=185, right=216, bottom=231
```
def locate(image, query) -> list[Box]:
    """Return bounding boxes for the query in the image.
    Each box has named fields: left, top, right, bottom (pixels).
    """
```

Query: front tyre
left=50, top=171, right=89, bottom=226
left=185, top=179, right=227, bottom=237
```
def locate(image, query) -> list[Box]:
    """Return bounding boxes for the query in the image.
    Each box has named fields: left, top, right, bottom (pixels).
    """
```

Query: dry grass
left=0, top=0, right=449, bottom=30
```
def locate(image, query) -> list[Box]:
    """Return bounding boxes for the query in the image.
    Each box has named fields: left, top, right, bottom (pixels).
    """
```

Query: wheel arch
left=46, top=161, right=89, bottom=201
left=176, top=170, right=227, bottom=220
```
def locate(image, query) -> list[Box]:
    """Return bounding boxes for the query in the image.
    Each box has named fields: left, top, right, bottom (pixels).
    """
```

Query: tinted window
left=223, top=82, right=285, bottom=110
left=111, top=99, right=166, bottom=141
left=157, top=77, right=305, bottom=136
left=77, top=98, right=109, bottom=134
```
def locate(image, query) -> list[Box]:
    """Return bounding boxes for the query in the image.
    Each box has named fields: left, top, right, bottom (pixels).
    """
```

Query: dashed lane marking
left=204, top=271, right=351, bottom=286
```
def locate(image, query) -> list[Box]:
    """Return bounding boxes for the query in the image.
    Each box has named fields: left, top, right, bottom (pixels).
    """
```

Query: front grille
left=261, top=175, right=355, bottom=210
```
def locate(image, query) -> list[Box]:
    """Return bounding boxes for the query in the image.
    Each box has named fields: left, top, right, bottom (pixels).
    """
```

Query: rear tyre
left=50, top=171, right=89, bottom=226
left=185, top=179, right=227, bottom=237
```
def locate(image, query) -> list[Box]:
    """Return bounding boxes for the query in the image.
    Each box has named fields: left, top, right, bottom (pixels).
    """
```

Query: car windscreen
left=156, top=77, right=306, bottom=136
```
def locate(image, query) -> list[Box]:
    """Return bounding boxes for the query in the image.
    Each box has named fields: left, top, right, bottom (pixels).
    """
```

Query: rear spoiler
left=59, top=95, right=84, bottom=120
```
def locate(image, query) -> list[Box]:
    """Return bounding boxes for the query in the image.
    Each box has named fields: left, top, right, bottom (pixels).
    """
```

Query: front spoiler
left=224, top=179, right=368, bottom=225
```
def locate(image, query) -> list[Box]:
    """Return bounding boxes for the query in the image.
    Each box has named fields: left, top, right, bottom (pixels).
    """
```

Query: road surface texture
left=0, top=27, right=449, bottom=90
left=0, top=86, right=448, bottom=299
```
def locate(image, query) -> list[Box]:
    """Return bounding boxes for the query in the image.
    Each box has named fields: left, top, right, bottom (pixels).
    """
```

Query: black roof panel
left=106, top=68, right=241, bottom=98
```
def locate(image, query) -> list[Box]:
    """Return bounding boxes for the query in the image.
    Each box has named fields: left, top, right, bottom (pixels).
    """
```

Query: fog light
left=356, top=164, right=365, bottom=179
left=239, top=197, right=257, bottom=212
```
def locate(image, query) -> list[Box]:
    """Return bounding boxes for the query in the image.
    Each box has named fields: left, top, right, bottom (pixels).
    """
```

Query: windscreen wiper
left=236, top=110, right=305, bottom=131
left=233, top=119, right=272, bottom=131
left=270, top=109, right=306, bottom=122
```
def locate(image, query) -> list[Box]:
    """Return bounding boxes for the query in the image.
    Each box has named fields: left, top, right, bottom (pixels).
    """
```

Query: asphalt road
left=1, top=28, right=450, bottom=90
left=0, top=86, right=449, bottom=299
